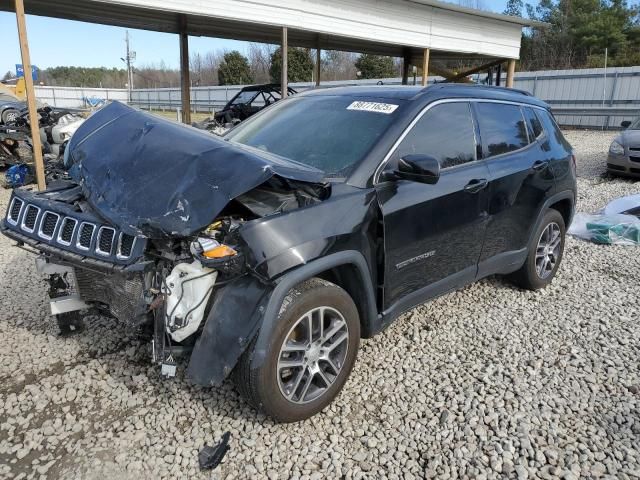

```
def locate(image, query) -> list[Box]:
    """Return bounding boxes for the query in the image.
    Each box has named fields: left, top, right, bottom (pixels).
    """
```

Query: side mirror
left=621, top=120, right=631, bottom=128
left=394, top=154, right=440, bottom=184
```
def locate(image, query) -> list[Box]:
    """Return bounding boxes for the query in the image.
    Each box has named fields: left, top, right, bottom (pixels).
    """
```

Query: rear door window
left=475, top=103, right=529, bottom=157
left=392, top=102, right=477, bottom=169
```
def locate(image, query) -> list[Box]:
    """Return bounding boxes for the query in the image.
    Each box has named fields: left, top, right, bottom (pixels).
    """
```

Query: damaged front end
left=1, top=102, right=330, bottom=385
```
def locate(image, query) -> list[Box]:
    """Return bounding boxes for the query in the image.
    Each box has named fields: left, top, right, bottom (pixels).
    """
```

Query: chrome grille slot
left=38, top=212, right=60, bottom=240
left=117, top=233, right=136, bottom=259
left=6, top=196, right=144, bottom=263
left=96, top=227, right=116, bottom=256
left=57, top=217, right=77, bottom=245
left=21, top=205, right=40, bottom=233
left=8, top=197, right=23, bottom=225
left=76, top=222, right=95, bottom=250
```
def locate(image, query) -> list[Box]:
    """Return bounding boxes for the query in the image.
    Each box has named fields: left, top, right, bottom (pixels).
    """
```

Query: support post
left=179, top=15, right=191, bottom=124
left=14, top=0, right=46, bottom=191
left=421, top=48, right=430, bottom=87
left=315, top=38, right=321, bottom=87
left=506, top=59, right=516, bottom=88
left=402, top=49, right=411, bottom=85
left=281, top=27, right=288, bottom=97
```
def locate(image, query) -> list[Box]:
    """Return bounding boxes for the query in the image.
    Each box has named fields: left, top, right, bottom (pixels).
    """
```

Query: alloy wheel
left=535, top=222, right=561, bottom=279
left=5, top=111, right=18, bottom=123
left=277, top=306, right=349, bottom=404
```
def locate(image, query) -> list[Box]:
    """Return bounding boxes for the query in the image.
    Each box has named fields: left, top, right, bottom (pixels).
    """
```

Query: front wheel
left=510, top=208, right=566, bottom=290
left=233, top=278, right=360, bottom=422
left=1, top=108, right=19, bottom=124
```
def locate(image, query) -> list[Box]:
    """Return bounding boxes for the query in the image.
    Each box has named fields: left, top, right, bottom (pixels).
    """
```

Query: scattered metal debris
left=198, top=432, right=231, bottom=470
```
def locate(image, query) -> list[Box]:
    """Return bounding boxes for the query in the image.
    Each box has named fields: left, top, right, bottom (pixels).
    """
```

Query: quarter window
left=392, top=102, right=477, bottom=169
left=523, top=107, right=544, bottom=140
left=476, top=103, right=529, bottom=157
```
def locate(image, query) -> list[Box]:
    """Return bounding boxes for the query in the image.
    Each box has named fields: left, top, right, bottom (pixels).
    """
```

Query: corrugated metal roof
left=1, top=0, right=537, bottom=60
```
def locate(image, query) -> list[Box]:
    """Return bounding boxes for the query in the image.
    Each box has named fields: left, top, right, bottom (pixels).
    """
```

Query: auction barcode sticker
left=347, top=101, right=399, bottom=114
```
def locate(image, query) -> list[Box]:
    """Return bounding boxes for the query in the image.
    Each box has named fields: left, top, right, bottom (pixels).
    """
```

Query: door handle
left=464, top=178, right=488, bottom=193
left=532, top=160, right=550, bottom=171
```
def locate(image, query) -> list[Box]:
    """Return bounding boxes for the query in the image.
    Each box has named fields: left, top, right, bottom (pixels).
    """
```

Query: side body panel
left=476, top=106, right=557, bottom=273
left=376, top=161, right=491, bottom=309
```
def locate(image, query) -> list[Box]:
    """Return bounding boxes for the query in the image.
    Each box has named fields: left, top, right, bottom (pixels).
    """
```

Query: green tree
left=269, top=48, right=313, bottom=83
left=354, top=54, right=396, bottom=79
left=503, top=0, right=524, bottom=17
left=218, top=51, right=253, bottom=86
left=521, top=0, right=640, bottom=69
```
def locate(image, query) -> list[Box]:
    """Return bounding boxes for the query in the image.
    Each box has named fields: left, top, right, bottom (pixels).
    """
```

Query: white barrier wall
left=35, top=67, right=640, bottom=128
left=35, top=86, right=128, bottom=109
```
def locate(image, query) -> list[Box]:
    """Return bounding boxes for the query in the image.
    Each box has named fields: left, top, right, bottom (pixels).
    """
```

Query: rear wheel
left=234, top=278, right=360, bottom=422
left=510, top=209, right=566, bottom=290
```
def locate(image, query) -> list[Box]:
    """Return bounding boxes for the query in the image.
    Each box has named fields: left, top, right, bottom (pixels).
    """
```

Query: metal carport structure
left=6, top=0, right=543, bottom=189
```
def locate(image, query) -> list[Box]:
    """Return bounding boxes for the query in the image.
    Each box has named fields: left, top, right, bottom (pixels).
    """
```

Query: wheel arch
left=250, top=250, right=379, bottom=371
left=528, top=190, right=575, bottom=248
left=548, top=197, right=573, bottom=227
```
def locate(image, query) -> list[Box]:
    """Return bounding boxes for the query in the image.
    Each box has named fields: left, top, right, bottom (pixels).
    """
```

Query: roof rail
left=425, top=83, right=533, bottom=97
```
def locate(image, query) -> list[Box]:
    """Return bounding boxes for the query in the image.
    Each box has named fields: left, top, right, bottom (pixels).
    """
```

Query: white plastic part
left=164, top=260, right=217, bottom=342
left=51, top=114, right=84, bottom=144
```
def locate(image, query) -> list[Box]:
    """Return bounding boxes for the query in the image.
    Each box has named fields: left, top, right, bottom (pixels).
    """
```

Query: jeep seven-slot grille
left=78, top=223, right=95, bottom=249
left=9, top=198, right=23, bottom=223
left=119, top=234, right=135, bottom=258
left=8, top=197, right=141, bottom=262
left=23, top=205, right=39, bottom=231
left=59, top=218, right=77, bottom=244
left=97, top=228, right=115, bottom=255
left=40, top=212, right=59, bottom=239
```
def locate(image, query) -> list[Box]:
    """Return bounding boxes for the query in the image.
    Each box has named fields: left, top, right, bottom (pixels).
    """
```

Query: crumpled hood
left=67, top=102, right=325, bottom=238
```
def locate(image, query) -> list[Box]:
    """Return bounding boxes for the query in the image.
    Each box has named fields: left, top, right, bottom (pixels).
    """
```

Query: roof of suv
left=301, top=84, right=548, bottom=108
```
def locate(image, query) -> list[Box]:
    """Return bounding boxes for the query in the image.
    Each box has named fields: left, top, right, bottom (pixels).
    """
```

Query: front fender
left=187, top=275, right=272, bottom=386
left=187, top=250, right=379, bottom=386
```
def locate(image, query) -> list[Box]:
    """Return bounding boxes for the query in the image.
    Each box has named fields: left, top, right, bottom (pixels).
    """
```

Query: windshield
left=230, top=90, right=259, bottom=106
left=226, top=95, right=401, bottom=177
left=629, top=117, right=640, bottom=130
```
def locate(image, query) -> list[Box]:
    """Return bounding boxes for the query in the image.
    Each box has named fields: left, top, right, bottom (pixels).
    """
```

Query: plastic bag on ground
left=568, top=212, right=640, bottom=246
left=602, top=193, right=640, bottom=217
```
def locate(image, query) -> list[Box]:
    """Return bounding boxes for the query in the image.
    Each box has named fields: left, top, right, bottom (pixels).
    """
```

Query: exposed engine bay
left=6, top=178, right=327, bottom=378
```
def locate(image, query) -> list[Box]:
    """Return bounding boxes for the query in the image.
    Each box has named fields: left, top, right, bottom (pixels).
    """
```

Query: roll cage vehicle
left=216, top=84, right=297, bottom=124
left=2, top=85, right=576, bottom=422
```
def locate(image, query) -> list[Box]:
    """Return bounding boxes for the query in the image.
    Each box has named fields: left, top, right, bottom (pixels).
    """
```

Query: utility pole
left=121, top=31, right=136, bottom=103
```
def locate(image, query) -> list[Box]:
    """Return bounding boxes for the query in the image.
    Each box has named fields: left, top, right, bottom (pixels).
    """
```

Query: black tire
left=233, top=278, right=360, bottom=423
left=510, top=208, right=566, bottom=290
left=56, top=311, right=85, bottom=336
left=1, top=108, right=19, bottom=125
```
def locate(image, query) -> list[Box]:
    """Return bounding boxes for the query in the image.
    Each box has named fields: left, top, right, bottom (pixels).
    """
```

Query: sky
left=0, top=0, right=509, bottom=77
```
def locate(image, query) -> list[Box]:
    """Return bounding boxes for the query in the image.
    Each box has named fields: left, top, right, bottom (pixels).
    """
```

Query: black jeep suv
left=2, top=85, right=576, bottom=422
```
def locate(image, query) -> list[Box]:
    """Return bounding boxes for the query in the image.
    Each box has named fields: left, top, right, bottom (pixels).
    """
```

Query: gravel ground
left=1, top=129, right=639, bottom=480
